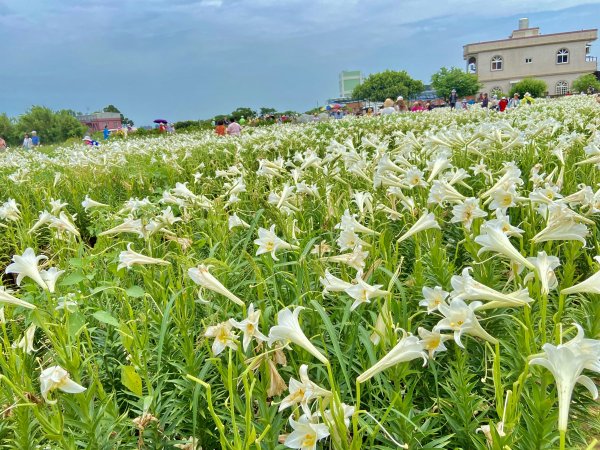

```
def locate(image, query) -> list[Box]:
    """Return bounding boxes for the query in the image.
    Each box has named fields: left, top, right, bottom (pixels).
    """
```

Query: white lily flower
left=268, top=307, right=328, bottom=364
left=320, top=246, right=369, bottom=271
left=319, top=270, right=353, bottom=295
left=40, top=267, right=65, bottom=293
left=530, top=324, right=600, bottom=432
left=419, top=286, right=449, bottom=313
left=13, top=324, right=36, bottom=354
left=450, top=197, right=487, bottom=230
left=279, top=364, right=332, bottom=414
left=357, top=330, right=427, bottom=383
left=81, top=195, right=109, bottom=211
left=117, top=243, right=170, bottom=271
left=0, top=198, right=21, bottom=221
left=40, top=365, right=87, bottom=404
left=450, top=267, right=533, bottom=309
left=0, top=286, right=36, bottom=309
left=284, top=413, right=330, bottom=450
left=562, top=256, right=600, bottom=296
left=188, top=264, right=245, bottom=307
left=230, top=303, right=268, bottom=351
left=5, top=248, right=49, bottom=290
left=29, top=211, right=54, bottom=233
left=525, top=251, right=560, bottom=295
left=204, top=320, right=238, bottom=355
left=397, top=210, right=440, bottom=243
left=228, top=213, right=250, bottom=230
left=98, top=218, right=145, bottom=238
left=345, top=277, right=389, bottom=311
left=474, top=222, right=534, bottom=270
left=435, top=298, right=498, bottom=347
left=418, top=327, right=451, bottom=359
left=335, top=209, right=378, bottom=235
left=49, top=198, right=68, bottom=215
left=254, top=225, right=299, bottom=261
left=336, top=229, right=369, bottom=251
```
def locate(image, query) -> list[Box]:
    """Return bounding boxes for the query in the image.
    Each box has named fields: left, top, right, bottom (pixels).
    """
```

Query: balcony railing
left=586, top=55, right=598, bottom=62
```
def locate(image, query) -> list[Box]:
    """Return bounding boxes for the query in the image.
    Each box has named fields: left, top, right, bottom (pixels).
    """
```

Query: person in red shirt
left=215, top=120, right=226, bottom=136
left=499, top=97, right=509, bottom=112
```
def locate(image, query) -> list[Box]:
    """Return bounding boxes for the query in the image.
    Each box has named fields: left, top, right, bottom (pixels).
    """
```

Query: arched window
left=491, top=56, right=503, bottom=71
left=556, top=80, right=569, bottom=95
left=557, top=48, right=569, bottom=64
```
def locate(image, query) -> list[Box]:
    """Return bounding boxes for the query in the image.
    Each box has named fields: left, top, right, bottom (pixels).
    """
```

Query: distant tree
left=260, top=107, right=277, bottom=116
left=16, top=106, right=86, bottom=144
left=103, top=104, right=134, bottom=126
left=352, top=70, right=424, bottom=102
left=280, top=110, right=298, bottom=116
left=230, top=107, right=256, bottom=121
left=0, top=113, right=16, bottom=145
left=430, top=67, right=481, bottom=99
left=509, top=78, right=547, bottom=98
left=572, top=73, right=600, bottom=94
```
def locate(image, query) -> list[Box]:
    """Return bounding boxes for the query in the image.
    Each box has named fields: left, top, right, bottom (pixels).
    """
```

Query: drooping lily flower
left=530, top=324, right=600, bottom=432
left=474, top=222, right=534, bottom=270
left=98, top=218, right=145, bottom=238
left=335, top=209, right=378, bottom=235
left=397, top=210, right=440, bottom=243
left=228, top=213, right=250, bottom=230
left=357, top=330, right=427, bottom=383
left=81, top=195, right=109, bottom=211
left=319, top=270, right=353, bottom=295
left=254, top=225, right=299, bottom=261
left=268, top=307, right=328, bottom=364
left=40, top=365, right=86, bottom=404
left=13, top=323, right=36, bottom=354
left=188, top=264, right=245, bottom=307
left=5, top=248, right=49, bottom=290
left=561, top=256, right=600, bottom=296
left=117, top=243, right=170, bottom=271
left=230, top=303, right=268, bottom=351
left=525, top=251, right=560, bottom=295
left=320, top=246, right=369, bottom=271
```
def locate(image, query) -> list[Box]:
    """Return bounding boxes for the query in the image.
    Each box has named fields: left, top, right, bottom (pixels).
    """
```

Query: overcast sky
left=1, top=0, right=599, bottom=125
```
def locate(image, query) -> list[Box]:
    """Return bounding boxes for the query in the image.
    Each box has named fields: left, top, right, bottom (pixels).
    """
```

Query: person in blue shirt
left=103, top=125, right=110, bottom=140
left=31, top=131, right=40, bottom=147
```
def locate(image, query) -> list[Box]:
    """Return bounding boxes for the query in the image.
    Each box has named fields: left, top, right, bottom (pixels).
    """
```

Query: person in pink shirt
left=226, top=118, right=242, bottom=136
left=411, top=101, right=425, bottom=112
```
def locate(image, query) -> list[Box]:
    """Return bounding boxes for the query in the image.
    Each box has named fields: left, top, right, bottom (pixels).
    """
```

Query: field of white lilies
left=1, top=97, right=600, bottom=449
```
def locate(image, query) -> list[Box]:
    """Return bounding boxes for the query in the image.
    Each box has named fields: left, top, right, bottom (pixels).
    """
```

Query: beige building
left=464, top=18, right=598, bottom=96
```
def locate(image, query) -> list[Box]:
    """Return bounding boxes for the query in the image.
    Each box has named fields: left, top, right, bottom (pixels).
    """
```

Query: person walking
left=22, top=133, right=33, bottom=150
left=226, top=117, right=242, bottom=136
left=449, top=89, right=458, bottom=109
left=103, top=125, right=110, bottom=140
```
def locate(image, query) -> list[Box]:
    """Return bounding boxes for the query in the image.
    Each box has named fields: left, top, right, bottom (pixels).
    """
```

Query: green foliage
left=352, top=70, right=424, bottom=101
left=509, top=78, right=548, bottom=98
left=230, top=107, right=256, bottom=121
left=260, top=107, right=277, bottom=116
left=103, top=104, right=134, bottom=126
left=431, top=66, right=482, bottom=99
left=571, top=74, right=600, bottom=94
left=10, top=106, right=87, bottom=145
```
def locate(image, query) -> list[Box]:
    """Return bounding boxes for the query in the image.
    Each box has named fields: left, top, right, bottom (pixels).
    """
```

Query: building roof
left=464, top=28, right=598, bottom=56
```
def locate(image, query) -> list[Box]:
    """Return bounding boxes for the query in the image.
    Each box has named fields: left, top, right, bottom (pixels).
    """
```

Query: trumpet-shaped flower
left=345, top=277, right=389, bottom=311
left=188, top=264, right=245, bottom=307
left=357, top=330, right=427, bottom=383
left=117, top=243, right=170, bottom=271
left=228, top=213, right=250, bottom=230
left=0, top=286, right=35, bottom=309
left=204, top=320, right=238, bottom=355
left=336, top=229, right=368, bottom=251
left=268, top=307, right=328, bottom=364
left=320, top=247, right=369, bottom=271
left=40, top=267, right=65, bottom=293
left=418, top=327, right=451, bottom=359
left=0, top=198, right=21, bottom=221
left=284, top=413, right=330, bottom=450
left=419, top=286, right=449, bottom=313
left=254, top=225, right=299, bottom=261
left=98, top=218, right=145, bottom=238
left=5, top=248, right=49, bottom=290
left=279, top=364, right=332, bottom=414
left=81, top=195, right=109, bottom=211
left=319, top=270, right=353, bottom=295
left=450, top=198, right=487, bottom=230
left=525, top=251, right=560, bottom=295
left=335, top=209, right=378, bottom=235
left=474, top=222, right=534, bottom=270
left=561, top=256, right=600, bottom=296
left=230, top=303, right=268, bottom=351
left=530, top=324, right=600, bottom=431
left=13, top=324, right=36, bottom=354
left=450, top=267, right=533, bottom=309
left=397, top=211, right=440, bottom=243
left=29, top=211, right=54, bottom=233
left=40, top=365, right=86, bottom=404
left=434, top=298, right=498, bottom=348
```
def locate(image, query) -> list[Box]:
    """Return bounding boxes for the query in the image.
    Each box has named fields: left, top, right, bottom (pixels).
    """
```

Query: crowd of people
left=213, top=117, right=244, bottom=136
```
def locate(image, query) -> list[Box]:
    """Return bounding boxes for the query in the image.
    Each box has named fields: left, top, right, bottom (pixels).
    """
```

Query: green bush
left=572, top=74, right=600, bottom=94
left=509, top=78, right=547, bottom=98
